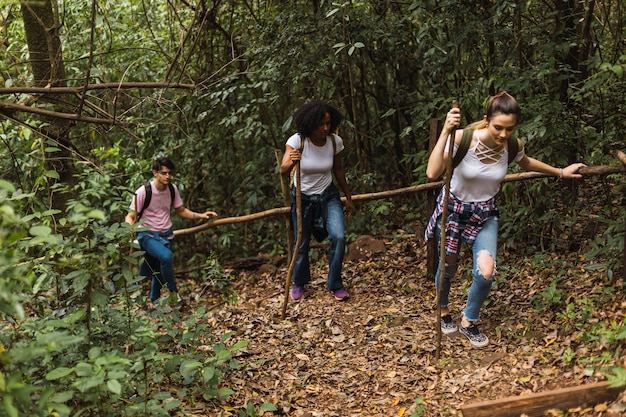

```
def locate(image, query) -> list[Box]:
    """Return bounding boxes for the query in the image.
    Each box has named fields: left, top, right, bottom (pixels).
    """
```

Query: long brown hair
left=467, top=91, right=521, bottom=130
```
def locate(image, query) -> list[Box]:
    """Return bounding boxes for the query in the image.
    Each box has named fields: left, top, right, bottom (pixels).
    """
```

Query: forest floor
left=173, top=230, right=626, bottom=417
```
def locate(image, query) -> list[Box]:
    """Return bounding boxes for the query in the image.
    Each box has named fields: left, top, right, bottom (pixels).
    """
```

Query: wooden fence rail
left=173, top=164, right=624, bottom=237
left=460, top=381, right=623, bottom=417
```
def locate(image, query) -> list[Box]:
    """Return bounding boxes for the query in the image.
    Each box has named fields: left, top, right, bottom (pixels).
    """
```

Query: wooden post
left=281, top=162, right=302, bottom=319
left=435, top=100, right=458, bottom=360
left=275, top=150, right=294, bottom=261
left=616, top=150, right=626, bottom=283
left=427, top=118, right=442, bottom=279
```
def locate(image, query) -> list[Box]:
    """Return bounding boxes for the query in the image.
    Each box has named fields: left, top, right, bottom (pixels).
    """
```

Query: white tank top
left=449, top=131, right=524, bottom=202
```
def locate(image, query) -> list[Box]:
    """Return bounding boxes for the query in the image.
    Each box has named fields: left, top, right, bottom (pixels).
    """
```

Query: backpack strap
left=507, top=136, right=519, bottom=165
left=168, top=183, right=175, bottom=206
left=451, top=129, right=472, bottom=169
left=137, top=183, right=152, bottom=220
left=299, top=133, right=337, bottom=153
left=137, top=182, right=175, bottom=220
left=451, top=129, right=520, bottom=168
left=330, top=134, right=337, bottom=154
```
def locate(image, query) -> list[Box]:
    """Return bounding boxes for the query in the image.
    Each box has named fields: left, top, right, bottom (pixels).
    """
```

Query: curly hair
left=293, top=99, right=342, bottom=138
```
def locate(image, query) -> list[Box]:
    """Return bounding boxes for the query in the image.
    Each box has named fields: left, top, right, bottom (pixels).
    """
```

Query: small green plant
left=238, top=401, right=278, bottom=417
left=560, top=346, right=576, bottom=366
left=201, top=252, right=234, bottom=290
left=606, top=366, right=626, bottom=388
left=538, top=280, right=565, bottom=307
left=555, top=296, right=597, bottom=336
left=366, top=199, right=393, bottom=234
left=410, top=397, right=426, bottom=417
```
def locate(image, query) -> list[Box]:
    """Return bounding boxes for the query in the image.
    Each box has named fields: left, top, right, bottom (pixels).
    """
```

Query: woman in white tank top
left=425, top=92, right=586, bottom=347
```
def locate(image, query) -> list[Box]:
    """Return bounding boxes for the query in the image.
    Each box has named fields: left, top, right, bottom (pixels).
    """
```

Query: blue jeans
left=138, top=230, right=177, bottom=302
left=292, top=194, right=346, bottom=291
left=434, top=216, right=498, bottom=322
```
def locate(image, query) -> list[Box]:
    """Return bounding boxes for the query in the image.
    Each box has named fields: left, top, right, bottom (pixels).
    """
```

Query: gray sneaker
left=459, top=323, right=489, bottom=348
left=440, top=314, right=457, bottom=334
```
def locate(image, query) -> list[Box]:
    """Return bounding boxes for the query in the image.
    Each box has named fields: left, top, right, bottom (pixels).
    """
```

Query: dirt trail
left=189, top=233, right=626, bottom=416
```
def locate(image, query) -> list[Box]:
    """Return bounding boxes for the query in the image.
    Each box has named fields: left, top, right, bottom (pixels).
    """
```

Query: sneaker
left=440, top=314, right=457, bottom=334
left=459, top=322, right=489, bottom=348
left=174, top=296, right=187, bottom=309
left=332, top=287, right=349, bottom=301
left=291, top=285, right=304, bottom=300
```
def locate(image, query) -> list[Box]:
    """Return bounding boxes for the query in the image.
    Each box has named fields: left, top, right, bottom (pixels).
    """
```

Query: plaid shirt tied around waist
left=425, top=189, right=498, bottom=257
left=291, top=183, right=340, bottom=243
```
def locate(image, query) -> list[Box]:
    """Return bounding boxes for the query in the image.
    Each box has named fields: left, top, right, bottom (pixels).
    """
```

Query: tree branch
left=0, top=82, right=195, bottom=95
left=173, top=165, right=626, bottom=236
left=0, top=101, right=133, bottom=126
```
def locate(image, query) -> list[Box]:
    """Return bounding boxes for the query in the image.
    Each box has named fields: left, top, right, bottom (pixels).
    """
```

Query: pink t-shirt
left=130, top=181, right=183, bottom=232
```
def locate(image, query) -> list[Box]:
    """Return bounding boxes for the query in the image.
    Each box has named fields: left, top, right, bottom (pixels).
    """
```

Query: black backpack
left=137, top=182, right=175, bottom=220
left=452, top=129, right=519, bottom=169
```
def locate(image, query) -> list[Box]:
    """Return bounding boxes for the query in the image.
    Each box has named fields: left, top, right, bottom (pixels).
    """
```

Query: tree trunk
left=21, top=0, right=76, bottom=215
left=21, top=0, right=66, bottom=87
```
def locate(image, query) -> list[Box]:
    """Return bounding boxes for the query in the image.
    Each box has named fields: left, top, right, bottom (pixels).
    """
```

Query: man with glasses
left=125, top=157, right=218, bottom=311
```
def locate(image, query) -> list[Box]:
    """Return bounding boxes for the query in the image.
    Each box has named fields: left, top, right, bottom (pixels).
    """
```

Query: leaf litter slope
left=197, top=233, right=626, bottom=416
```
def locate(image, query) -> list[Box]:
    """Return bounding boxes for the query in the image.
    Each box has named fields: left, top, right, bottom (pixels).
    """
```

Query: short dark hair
left=152, top=157, right=175, bottom=172
left=293, top=99, right=342, bottom=137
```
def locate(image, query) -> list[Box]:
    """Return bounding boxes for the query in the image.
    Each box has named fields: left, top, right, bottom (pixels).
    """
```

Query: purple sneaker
left=291, top=285, right=304, bottom=300
left=332, top=287, right=349, bottom=301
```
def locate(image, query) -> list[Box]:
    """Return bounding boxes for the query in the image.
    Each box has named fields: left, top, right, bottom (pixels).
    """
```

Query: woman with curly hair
left=280, top=99, right=355, bottom=301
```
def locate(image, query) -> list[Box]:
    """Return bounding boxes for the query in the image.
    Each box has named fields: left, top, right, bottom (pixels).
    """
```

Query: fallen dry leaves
left=171, top=230, right=626, bottom=417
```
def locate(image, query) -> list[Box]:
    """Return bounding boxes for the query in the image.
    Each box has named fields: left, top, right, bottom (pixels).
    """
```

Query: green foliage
left=559, top=347, right=576, bottom=367
left=239, top=401, right=278, bottom=417
left=607, top=366, right=626, bottom=388
left=192, top=252, right=234, bottom=291
left=583, top=196, right=625, bottom=281
left=361, top=199, right=393, bottom=235
left=0, top=181, right=30, bottom=319
left=2, top=0, right=625, bottom=260
left=0, top=175, right=252, bottom=416
left=550, top=292, right=626, bottom=374
left=532, top=280, right=565, bottom=310
left=410, top=397, right=426, bottom=417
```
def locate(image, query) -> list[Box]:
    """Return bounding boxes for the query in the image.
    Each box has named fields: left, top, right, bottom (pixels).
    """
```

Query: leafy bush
left=0, top=177, right=255, bottom=416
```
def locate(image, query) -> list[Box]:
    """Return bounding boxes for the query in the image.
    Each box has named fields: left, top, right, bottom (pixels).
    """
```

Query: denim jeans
left=292, top=194, right=346, bottom=291
left=138, top=230, right=177, bottom=302
left=434, top=216, right=498, bottom=322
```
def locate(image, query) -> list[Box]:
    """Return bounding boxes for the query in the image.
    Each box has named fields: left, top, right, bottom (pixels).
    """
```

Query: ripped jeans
left=434, top=216, right=498, bottom=322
